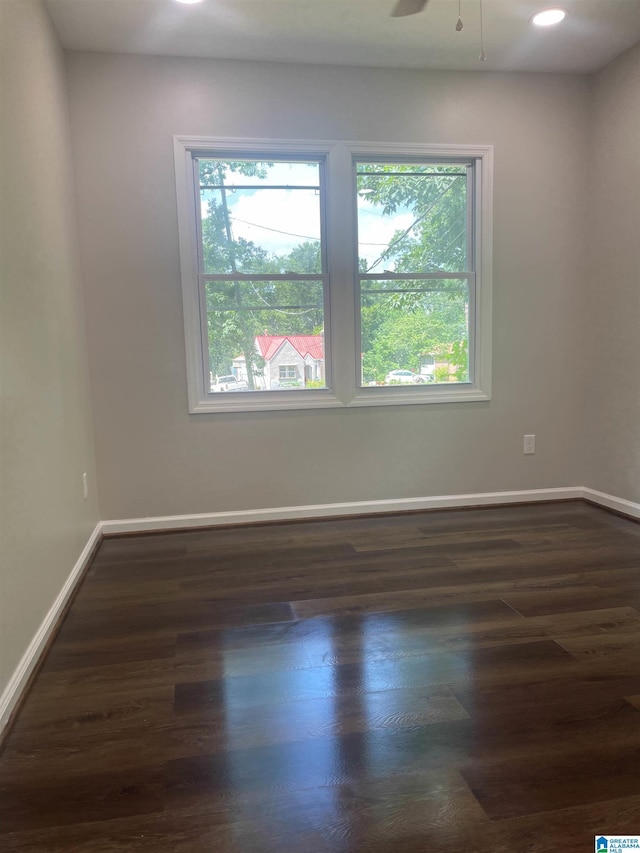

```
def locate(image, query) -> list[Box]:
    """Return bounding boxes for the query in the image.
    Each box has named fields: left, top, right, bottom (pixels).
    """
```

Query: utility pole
left=216, top=164, right=256, bottom=390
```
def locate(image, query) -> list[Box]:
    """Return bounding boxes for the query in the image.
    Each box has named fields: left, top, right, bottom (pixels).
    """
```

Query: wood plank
left=461, top=746, right=640, bottom=820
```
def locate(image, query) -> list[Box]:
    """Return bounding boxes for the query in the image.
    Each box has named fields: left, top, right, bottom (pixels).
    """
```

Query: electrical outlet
left=523, top=434, right=535, bottom=455
left=83, top=472, right=88, bottom=500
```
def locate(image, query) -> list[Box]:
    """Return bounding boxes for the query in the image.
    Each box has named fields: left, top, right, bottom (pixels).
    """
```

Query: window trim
left=174, top=136, right=493, bottom=414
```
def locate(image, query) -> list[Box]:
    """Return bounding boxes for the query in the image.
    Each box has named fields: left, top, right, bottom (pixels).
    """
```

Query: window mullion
left=324, top=143, right=358, bottom=404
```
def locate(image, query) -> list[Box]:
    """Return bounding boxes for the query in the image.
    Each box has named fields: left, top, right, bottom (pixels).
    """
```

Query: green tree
left=200, top=160, right=324, bottom=382
left=357, top=164, right=470, bottom=382
left=201, top=160, right=270, bottom=388
left=361, top=287, right=467, bottom=383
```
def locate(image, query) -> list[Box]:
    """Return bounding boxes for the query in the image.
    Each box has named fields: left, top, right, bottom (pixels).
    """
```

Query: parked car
left=211, top=375, right=249, bottom=392
left=385, top=369, right=424, bottom=385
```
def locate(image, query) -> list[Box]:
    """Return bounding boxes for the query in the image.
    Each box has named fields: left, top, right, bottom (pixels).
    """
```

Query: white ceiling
left=45, top=0, right=640, bottom=74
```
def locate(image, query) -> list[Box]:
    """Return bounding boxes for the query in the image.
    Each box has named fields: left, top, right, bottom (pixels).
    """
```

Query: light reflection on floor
left=217, top=610, right=472, bottom=846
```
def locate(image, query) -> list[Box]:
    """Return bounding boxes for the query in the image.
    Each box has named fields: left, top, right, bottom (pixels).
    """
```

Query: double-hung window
left=174, top=138, right=492, bottom=413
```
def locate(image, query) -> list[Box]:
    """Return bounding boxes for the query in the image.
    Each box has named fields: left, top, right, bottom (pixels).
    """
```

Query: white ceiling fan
left=391, top=0, right=484, bottom=59
left=391, top=0, right=430, bottom=17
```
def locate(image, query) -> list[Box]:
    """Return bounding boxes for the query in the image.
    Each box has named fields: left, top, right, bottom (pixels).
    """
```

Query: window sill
left=349, top=384, right=491, bottom=407
left=188, top=384, right=490, bottom=413
left=189, top=390, right=344, bottom=414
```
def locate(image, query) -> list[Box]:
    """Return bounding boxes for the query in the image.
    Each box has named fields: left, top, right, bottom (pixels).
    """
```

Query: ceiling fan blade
left=391, top=0, right=429, bottom=17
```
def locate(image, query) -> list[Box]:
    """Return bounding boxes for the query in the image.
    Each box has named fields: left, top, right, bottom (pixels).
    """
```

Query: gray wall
left=587, top=43, right=640, bottom=504
left=66, top=53, right=590, bottom=520
left=0, top=2, right=99, bottom=703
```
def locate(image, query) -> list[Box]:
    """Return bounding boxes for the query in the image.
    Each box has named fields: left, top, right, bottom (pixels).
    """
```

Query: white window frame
left=279, top=365, right=298, bottom=381
left=174, top=136, right=492, bottom=414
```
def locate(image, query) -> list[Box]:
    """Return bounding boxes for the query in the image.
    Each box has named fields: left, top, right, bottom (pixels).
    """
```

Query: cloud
left=357, top=202, right=415, bottom=269
left=227, top=188, right=321, bottom=257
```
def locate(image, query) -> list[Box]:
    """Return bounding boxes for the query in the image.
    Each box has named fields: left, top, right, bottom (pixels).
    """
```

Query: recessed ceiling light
left=175, top=0, right=204, bottom=5
left=531, top=8, right=566, bottom=27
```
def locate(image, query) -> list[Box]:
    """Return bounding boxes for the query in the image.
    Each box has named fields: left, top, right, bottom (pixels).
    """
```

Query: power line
left=365, top=176, right=463, bottom=274
left=230, top=215, right=320, bottom=242
left=230, top=214, right=392, bottom=248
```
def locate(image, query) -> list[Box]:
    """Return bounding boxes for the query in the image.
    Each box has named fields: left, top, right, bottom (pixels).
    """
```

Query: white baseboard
left=582, top=487, right=640, bottom=520
left=101, top=487, right=584, bottom=535
left=0, top=522, right=103, bottom=737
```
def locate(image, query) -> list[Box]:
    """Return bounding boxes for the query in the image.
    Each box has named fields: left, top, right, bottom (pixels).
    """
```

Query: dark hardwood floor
left=2, top=500, right=640, bottom=851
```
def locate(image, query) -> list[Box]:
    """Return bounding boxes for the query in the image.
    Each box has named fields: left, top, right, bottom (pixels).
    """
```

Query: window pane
left=206, top=280, right=326, bottom=392
left=199, top=160, right=322, bottom=275
left=360, top=279, right=469, bottom=386
left=356, top=163, right=468, bottom=274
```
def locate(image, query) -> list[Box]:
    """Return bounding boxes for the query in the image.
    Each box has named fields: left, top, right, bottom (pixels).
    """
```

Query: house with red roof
left=233, top=334, right=324, bottom=390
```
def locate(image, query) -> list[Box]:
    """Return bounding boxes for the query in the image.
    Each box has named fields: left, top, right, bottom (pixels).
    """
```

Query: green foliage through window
left=198, top=158, right=325, bottom=391
left=356, top=161, right=471, bottom=385
left=196, top=156, right=473, bottom=393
